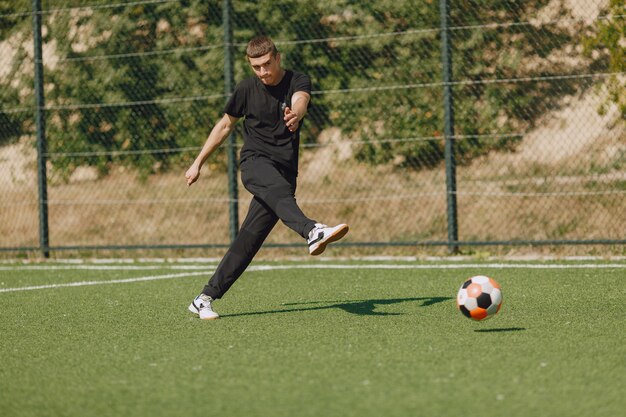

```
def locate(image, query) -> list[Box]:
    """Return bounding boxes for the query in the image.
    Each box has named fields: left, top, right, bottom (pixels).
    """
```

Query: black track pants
left=202, top=157, right=316, bottom=299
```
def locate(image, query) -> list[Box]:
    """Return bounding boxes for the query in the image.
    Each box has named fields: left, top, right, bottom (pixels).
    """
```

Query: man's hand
left=185, top=164, right=201, bottom=186
left=185, top=113, right=238, bottom=187
left=284, top=106, right=300, bottom=132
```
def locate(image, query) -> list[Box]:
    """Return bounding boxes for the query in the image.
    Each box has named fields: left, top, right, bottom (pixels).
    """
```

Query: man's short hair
left=246, top=35, right=278, bottom=58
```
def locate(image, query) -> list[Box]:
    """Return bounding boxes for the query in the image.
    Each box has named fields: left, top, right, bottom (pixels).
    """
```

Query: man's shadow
left=222, top=296, right=452, bottom=318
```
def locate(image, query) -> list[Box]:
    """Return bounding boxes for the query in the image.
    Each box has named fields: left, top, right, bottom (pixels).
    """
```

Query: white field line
left=0, top=271, right=210, bottom=293
left=2, top=255, right=625, bottom=264
left=0, top=263, right=625, bottom=294
left=246, top=263, right=626, bottom=271
left=0, top=265, right=210, bottom=271
left=1, top=263, right=625, bottom=272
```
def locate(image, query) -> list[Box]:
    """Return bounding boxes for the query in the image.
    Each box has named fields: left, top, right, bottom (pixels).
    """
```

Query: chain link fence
left=1, top=0, right=624, bottom=255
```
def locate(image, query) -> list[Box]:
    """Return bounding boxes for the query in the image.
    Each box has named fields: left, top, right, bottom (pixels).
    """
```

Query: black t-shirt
left=223, top=70, right=311, bottom=173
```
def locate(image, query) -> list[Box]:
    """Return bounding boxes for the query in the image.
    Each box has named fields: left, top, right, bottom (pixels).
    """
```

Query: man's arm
left=185, top=113, right=239, bottom=186
left=284, top=91, right=311, bottom=132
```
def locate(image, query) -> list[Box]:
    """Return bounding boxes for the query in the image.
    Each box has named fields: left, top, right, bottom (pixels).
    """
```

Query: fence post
left=223, top=0, right=239, bottom=242
left=439, top=0, right=459, bottom=253
left=32, top=0, right=50, bottom=258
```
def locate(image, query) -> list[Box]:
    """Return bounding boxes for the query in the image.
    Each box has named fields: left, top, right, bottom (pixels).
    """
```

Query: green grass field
left=1, top=260, right=625, bottom=417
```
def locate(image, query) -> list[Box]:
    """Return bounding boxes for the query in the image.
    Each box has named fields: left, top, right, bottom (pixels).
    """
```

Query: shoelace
left=199, top=296, right=213, bottom=309
left=309, top=225, right=328, bottom=240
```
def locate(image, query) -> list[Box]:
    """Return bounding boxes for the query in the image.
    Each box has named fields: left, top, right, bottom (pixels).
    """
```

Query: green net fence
left=1, top=0, right=624, bottom=254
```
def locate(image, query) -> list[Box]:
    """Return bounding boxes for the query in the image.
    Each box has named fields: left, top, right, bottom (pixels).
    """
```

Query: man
left=185, top=36, right=349, bottom=320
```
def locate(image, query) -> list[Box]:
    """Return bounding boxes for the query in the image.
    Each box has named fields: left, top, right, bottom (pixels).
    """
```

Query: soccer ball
left=456, top=275, right=503, bottom=321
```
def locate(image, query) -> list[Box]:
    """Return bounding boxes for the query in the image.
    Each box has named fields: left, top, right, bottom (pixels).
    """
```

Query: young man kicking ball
left=185, top=36, right=349, bottom=319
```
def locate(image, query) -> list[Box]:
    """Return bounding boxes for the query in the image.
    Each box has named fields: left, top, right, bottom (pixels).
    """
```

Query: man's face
left=248, top=52, right=282, bottom=86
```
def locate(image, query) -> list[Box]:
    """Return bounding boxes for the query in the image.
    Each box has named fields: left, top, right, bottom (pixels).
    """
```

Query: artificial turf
left=0, top=261, right=624, bottom=417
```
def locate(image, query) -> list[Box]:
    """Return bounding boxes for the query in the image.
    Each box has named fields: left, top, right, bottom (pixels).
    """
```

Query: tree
left=0, top=0, right=32, bottom=146
left=43, top=0, right=225, bottom=177
left=583, top=0, right=625, bottom=121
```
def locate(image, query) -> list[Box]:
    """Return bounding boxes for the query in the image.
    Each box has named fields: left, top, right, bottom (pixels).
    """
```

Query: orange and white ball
left=457, top=275, right=503, bottom=321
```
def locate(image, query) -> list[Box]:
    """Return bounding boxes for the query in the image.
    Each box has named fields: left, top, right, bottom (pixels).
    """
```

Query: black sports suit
left=202, top=70, right=317, bottom=299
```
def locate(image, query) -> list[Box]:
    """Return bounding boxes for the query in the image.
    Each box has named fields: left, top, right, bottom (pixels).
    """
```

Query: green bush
left=0, top=0, right=597, bottom=176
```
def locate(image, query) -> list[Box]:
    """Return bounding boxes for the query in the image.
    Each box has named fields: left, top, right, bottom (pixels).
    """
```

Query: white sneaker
left=188, top=294, right=220, bottom=320
left=307, top=223, right=349, bottom=255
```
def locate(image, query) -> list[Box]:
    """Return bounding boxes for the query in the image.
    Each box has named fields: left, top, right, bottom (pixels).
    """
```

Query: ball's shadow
left=474, top=327, right=526, bottom=333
